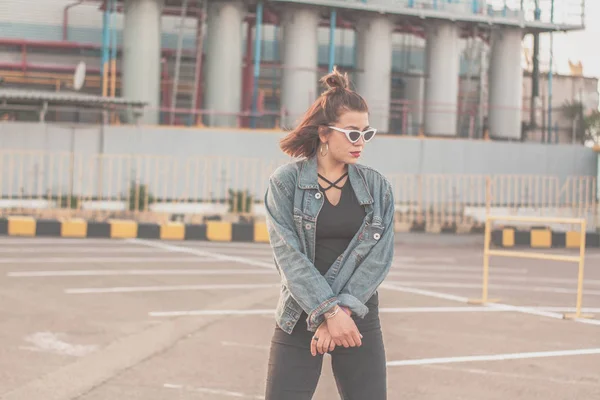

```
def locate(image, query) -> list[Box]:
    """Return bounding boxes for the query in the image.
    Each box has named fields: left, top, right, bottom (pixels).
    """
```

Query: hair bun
left=320, top=66, right=349, bottom=91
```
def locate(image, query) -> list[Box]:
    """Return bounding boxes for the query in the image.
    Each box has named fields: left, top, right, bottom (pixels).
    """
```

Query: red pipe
left=241, top=20, right=255, bottom=128
left=0, top=62, right=102, bottom=74
left=21, top=45, right=27, bottom=72
left=0, top=38, right=194, bottom=56
left=0, top=38, right=99, bottom=51
left=63, top=0, right=85, bottom=41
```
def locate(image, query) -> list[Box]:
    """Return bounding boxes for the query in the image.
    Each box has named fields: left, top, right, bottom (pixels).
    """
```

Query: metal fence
left=0, top=151, right=596, bottom=229
left=389, top=173, right=597, bottom=231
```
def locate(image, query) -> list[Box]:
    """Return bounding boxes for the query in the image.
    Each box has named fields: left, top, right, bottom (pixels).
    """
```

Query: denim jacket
left=264, top=155, right=395, bottom=334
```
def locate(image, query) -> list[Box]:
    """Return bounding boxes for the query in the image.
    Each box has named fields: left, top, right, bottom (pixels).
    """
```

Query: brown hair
left=279, top=66, right=368, bottom=158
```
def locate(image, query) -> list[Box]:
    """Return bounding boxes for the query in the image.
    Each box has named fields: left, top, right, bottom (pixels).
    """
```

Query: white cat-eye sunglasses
left=328, top=126, right=377, bottom=143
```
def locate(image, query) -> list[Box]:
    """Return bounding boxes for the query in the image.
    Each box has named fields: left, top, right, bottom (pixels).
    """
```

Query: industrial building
left=0, top=0, right=594, bottom=142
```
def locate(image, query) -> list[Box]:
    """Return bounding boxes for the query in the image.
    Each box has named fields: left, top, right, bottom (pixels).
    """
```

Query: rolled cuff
left=306, top=296, right=339, bottom=332
left=338, top=293, right=369, bottom=318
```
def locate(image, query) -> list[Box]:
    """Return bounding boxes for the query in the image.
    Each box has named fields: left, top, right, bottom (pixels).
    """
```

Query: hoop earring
left=320, top=143, right=329, bottom=157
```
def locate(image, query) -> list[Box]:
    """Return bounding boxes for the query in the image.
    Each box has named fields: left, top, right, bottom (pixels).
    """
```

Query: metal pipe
left=21, top=45, right=27, bottom=72
left=0, top=38, right=193, bottom=57
left=63, top=0, right=85, bottom=41
left=110, top=0, right=118, bottom=98
left=0, top=38, right=101, bottom=51
left=170, top=0, right=189, bottom=125
left=101, top=0, right=110, bottom=97
left=530, top=1, right=540, bottom=130
left=328, top=9, right=337, bottom=72
left=161, top=58, right=171, bottom=124
left=242, top=18, right=255, bottom=128
left=0, top=62, right=102, bottom=74
left=191, top=0, right=207, bottom=125
left=251, top=1, right=264, bottom=129
left=547, top=0, right=555, bottom=143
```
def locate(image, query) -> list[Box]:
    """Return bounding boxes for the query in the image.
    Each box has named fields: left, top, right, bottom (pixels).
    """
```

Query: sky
left=529, top=1, right=600, bottom=78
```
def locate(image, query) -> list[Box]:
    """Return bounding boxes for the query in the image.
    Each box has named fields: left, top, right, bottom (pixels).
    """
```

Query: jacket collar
left=298, top=156, right=374, bottom=205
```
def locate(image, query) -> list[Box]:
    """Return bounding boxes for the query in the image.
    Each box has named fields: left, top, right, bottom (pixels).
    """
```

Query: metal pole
left=101, top=0, right=110, bottom=97
left=170, top=0, right=189, bottom=125
left=477, top=38, right=486, bottom=138
left=251, top=1, right=263, bottom=129
left=110, top=0, right=118, bottom=98
left=547, top=0, right=555, bottom=142
left=191, top=0, right=207, bottom=126
left=460, top=29, right=477, bottom=137
left=574, top=220, right=587, bottom=318
left=328, top=9, right=337, bottom=73
left=530, top=1, right=540, bottom=131
left=482, top=217, right=491, bottom=302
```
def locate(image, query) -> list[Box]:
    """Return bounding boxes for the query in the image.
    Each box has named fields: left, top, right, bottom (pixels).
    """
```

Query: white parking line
left=167, top=241, right=271, bottom=250
left=393, top=264, right=529, bottom=274
left=65, top=283, right=280, bottom=294
left=161, top=247, right=274, bottom=256
left=387, top=271, right=600, bottom=286
left=426, top=364, right=600, bottom=387
left=386, top=347, right=600, bottom=367
left=0, top=247, right=168, bottom=254
left=394, top=256, right=457, bottom=263
left=0, top=238, right=129, bottom=245
left=384, top=281, right=600, bottom=297
left=9, top=269, right=275, bottom=277
left=163, top=383, right=264, bottom=399
left=150, top=309, right=275, bottom=317
left=127, top=238, right=275, bottom=269
left=0, top=257, right=222, bottom=264
left=529, top=307, right=600, bottom=313
left=380, top=283, right=599, bottom=322
left=380, top=284, right=470, bottom=302
left=148, top=306, right=508, bottom=318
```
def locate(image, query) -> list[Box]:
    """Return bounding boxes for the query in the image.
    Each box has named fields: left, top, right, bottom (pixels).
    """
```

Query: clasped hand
left=310, top=307, right=363, bottom=356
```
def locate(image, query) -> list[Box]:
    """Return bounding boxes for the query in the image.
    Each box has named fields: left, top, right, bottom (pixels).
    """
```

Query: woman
left=263, top=67, right=395, bottom=399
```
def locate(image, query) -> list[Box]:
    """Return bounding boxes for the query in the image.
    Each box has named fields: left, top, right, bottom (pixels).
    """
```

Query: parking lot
left=1, top=235, right=600, bottom=400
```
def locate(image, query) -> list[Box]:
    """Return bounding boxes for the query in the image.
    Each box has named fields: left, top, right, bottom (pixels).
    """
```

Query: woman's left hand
left=311, top=322, right=336, bottom=356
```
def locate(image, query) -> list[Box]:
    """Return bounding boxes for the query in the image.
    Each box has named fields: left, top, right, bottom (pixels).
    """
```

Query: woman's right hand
left=325, top=309, right=363, bottom=348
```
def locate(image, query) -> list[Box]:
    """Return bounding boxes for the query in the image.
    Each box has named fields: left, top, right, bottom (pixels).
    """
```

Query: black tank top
left=314, top=177, right=366, bottom=275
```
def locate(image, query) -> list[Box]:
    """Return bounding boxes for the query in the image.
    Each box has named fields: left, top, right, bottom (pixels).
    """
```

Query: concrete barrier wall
left=0, top=123, right=597, bottom=216
left=1, top=122, right=597, bottom=177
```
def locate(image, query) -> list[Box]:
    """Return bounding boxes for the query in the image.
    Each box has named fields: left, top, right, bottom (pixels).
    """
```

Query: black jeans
left=265, top=292, right=386, bottom=400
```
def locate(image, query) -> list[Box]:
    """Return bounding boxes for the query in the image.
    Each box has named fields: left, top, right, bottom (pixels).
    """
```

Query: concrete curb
left=491, top=228, right=600, bottom=249
left=0, top=216, right=270, bottom=243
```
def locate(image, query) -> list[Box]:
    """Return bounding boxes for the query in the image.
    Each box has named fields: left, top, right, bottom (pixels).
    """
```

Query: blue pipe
left=251, top=1, right=263, bottom=129
left=328, top=9, right=337, bottom=72
left=101, top=0, right=110, bottom=95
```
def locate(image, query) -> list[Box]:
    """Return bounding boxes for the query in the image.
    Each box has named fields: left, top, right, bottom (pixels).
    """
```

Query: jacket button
left=315, top=192, right=322, bottom=200
left=373, top=233, right=381, bottom=240
left=305, top=223, right=312, bottom=230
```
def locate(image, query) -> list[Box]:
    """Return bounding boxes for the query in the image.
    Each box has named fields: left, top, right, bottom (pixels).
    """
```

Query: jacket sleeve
left=337, top=183, right=395, bottom=318
left=264, top=174, right=339, bottom=330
